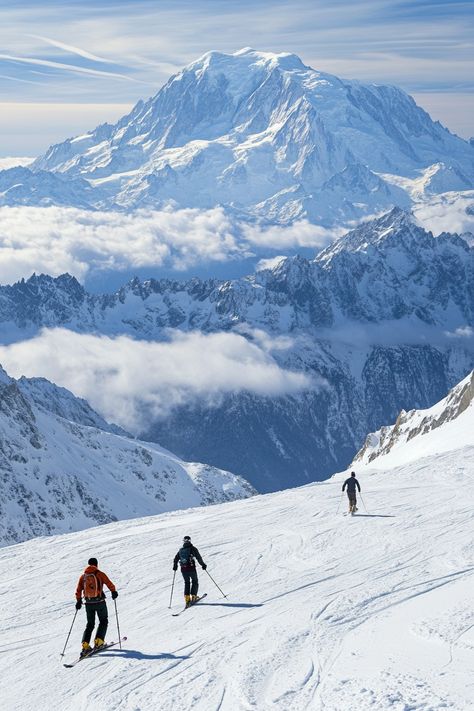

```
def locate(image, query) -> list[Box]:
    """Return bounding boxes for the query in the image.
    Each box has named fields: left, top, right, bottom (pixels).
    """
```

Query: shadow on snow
left=103, top=649, right=190, bottom=661
left=198, top=602, right=264, bottom=609
left=352, top=514, right=396, bottom=518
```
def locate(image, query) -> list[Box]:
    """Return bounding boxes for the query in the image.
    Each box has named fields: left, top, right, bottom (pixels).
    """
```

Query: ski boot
left=191, top=595, right=198, bottom=604
left=94, top=638, right=106, bottom=651
left=185, top=594, right=192, bottom=608
left=80, top=642, right=92, bottom=658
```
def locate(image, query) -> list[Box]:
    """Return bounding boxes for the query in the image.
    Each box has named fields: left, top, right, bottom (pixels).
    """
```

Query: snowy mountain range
left=0, top=208, right=473, bottom=491
left=0, top=365, right=254, bottom=546
left=0, top=369, right=472, bottom=710
left=1, top=48, right=473, bottom=224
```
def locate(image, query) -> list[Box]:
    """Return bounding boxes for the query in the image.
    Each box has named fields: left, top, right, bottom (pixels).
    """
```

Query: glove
left=201, top=563, right=207, bottom=570
left=111, top=590, right=118, bottom=600
left=173, top=564, right=178, bottom=572
left=75, top=600, right=82, bottom=610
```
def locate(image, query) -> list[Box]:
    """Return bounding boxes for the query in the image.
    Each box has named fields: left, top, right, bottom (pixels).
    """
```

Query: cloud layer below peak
left=0, top=205, right=338, bottom=285
left=0, top=196, right=472, bottom=288
left=0, top=327, right=315, bottom=432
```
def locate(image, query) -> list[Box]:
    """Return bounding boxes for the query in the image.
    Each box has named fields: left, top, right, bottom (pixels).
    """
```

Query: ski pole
left=60, top=608, right=78, bottom=657
left=359, top=493, right=369, bottom=513
left=168, top=570, right=176, bottom=609
left=336, top=492, right=344, bottom=514
left=114, top=599, right=122, bottom=649
left=205, top=569, right=227, bottom=598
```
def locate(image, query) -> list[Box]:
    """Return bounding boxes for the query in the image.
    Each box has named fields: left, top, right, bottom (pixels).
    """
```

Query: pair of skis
left=63, top=636, right=128, bottom=668
left=172, top=593, right=207, bottom=617
left=64, top=594, right=207, bottom=665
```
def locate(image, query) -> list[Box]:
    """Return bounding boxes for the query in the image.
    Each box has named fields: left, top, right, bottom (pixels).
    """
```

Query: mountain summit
left=3, top=48, right=471, bottom=223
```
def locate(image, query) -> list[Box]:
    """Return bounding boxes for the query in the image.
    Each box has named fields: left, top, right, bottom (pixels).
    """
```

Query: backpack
left=178, top=546, right=194, bottom=567
left=83, top=571, right=101, bottom=599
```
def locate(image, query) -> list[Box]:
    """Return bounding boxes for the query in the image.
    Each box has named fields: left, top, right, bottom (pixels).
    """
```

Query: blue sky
left=0, top=0, right=473, bottom=155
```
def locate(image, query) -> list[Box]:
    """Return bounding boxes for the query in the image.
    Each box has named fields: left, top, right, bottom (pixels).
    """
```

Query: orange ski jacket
left=75, top=565, right=116, bottom=602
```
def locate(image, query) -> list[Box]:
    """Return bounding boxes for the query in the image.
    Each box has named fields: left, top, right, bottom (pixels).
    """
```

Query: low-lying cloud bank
left=0, top=328, right=314, bottom=432
left=318, top=319, right=474, bottom=351
left=0, top=157, right=34, bottom=170
left=0, top=193, right=472, bottom=287
left=412, top=190, right=474, bottom=237
left=0, top=205, right=250, bottom=283
left=0, top=205, right=338, bottom=285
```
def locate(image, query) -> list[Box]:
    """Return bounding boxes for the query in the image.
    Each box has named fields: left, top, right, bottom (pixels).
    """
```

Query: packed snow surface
left=1, top=436, right=473, bottom=709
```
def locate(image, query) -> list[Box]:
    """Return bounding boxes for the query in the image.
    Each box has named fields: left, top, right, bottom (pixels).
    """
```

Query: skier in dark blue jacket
left=342, top=471, right=361, bottom=514
left=173, top=536, right=207, bottom=606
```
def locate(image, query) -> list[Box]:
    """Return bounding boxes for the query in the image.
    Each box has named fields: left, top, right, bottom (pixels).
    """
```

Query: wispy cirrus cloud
left=0, top=0, right=472, bottom=154
left=29, top=35, right=117, bottom=65
left=0, top=52, right=143, bottom=82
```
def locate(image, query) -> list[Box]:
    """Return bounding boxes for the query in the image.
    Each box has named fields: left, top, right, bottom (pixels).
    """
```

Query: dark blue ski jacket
left=173, top=541, right=205, bottom=571
left=342, top=477, right=360, bottom=494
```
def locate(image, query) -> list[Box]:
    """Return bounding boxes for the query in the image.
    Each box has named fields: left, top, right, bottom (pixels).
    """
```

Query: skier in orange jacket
left=75, top=557, right=118, bottom=657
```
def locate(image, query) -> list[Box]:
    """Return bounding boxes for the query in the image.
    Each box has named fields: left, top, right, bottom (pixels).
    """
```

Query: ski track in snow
left=0, top=450, right=473, bottom=710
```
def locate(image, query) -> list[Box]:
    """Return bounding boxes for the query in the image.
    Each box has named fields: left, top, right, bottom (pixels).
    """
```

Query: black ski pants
left=181, top=568, right=198, bottom=596
left=347, top=491, right=357, bottom=504
left=82, top=600, right=108, bottom=644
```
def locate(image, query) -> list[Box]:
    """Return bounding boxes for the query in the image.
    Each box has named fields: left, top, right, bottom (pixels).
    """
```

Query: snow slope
left=0, top=366, right=254, bottom=546
left=0, top=383, right=472, bottom=710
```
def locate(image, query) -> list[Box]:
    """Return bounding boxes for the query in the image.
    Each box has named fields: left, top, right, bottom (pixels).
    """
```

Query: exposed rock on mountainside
left=0, top=209, right=473, bottom=491
left=354, top=370, right=474, bottom=464
left=0, top=366, right=255, bottom=546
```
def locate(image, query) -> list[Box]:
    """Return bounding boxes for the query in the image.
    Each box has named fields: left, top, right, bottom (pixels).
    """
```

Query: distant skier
left=173, top=535, right=207, bottom=607
left=75, top=557, right=118, bottom=657
left=342, top=471, right=361, bottom=514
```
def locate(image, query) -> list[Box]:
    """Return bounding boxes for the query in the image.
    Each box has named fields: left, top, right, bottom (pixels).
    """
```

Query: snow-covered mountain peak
left=320, top=207, right=419, bottom=252
left=15, top=48, right=471, bottom=222
left=354, top=371, right=474, bottom=466
left=317, top=206, right=471, bottom=268
left=184, top=47, right=311, bottom=84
